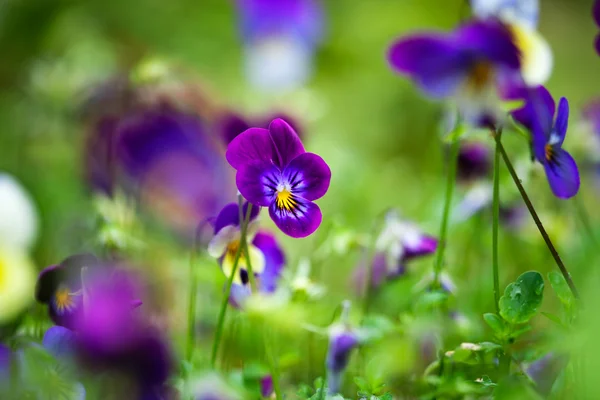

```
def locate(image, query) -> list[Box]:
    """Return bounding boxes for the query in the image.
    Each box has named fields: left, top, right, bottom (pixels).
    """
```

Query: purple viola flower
left=512, top=86, right=580, bottom=199
left=526, top=353, right=568, bottom=396
left=208, top=202, right=286, bottom=306
left=226, top=118, right=331, bottom=238
left=593, top=1, right=600, bottom=55
left=456, top=142, right=491, bottom=183
left=325, top=301, right=359, bottom=395
left=354, top=210, right=437, bottom=295
left=35, top=253, right=99, bottom=330
left=387, top=19, right=521, bottom=126
left=236, top=0, right=325, bottom=91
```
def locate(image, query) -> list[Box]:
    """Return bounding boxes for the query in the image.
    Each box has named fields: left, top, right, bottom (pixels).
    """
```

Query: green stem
left=210, top=200, right=254, bottom=367
left=433, top=139, right=460, bottom=287
left=494, top=135, right=581, bottom=300
left=186, top=249, right=199, bottom=362
left=361, top=211, right=387, bottom=318
left=492, top=129, right=502, bottom=313
left=264, top=330, right=282, bottom=399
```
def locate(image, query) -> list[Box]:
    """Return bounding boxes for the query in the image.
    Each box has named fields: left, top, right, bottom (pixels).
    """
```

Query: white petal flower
left=0, top=173, right=38, bottom=250
left=0, top=246, right=36, bottom=322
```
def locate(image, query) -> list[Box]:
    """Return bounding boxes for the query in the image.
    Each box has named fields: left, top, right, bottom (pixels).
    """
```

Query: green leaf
left=354, top=377, right=370, bottom=391
left=483, top=313, right=506, bottom=336
left=541, top=311, right=565, bottom=328
left=494, top=375, right=542, bottom=400
left=477, top=375, right=497, bottom=388
left=547, top=271, right=573, bottom=306
left=499, top=271, right=544, bottom=324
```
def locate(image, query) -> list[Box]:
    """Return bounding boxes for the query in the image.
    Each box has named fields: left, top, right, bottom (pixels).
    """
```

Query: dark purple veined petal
left=283, top=152, right=331, bottom=201
left=511, top=85, right=555, bottom=134
left=49, top=289, right=83, bottom=330
left=43, top=326, right=77, bottom=360
left=213, top=202, right=260, bottom=234
left=236, top=161, right=281, bottom=207
left=226, top=128, right=276, bottom=170
left=268, top=118, right=306, bottom=169
left=544, top=148, right=580, bottom=199
left=403, top=235, right=438, bottom=260
left=36, top=254, right=98, bottom=303
left=268, top=197, right=322, bottom=238
left=252, top=231, right=285, bottom=292
left=453, top=19, right=521, bottom=69
left=553, top=97, right=569, bottom=145
left=594, top=0, right=600, bottom=27
left=387, top=34, right=468, bottom=98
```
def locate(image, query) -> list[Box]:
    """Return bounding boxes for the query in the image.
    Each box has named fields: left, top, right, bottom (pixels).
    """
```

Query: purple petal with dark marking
left=252, top=231, right=285, bottom=292
left=268, top=198, right=322, bottom=238
left=283, top=153, right=331, bottom=201
left=226, top=128, right=276, bottom=170
left=236, top=161, right=280, bottom=207
left=388, top=34, right=468, bottom=98
left=43, top=326, right=77, bottom=360
left=545, top=148, right=580, bottom=199
left=268, top=118, right=306, bottom=168
left=213, top=202, right=260, bottom=234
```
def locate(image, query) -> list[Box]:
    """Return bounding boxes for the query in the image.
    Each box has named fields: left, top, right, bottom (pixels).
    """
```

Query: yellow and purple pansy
left=226, top=118, right=331, bottom=238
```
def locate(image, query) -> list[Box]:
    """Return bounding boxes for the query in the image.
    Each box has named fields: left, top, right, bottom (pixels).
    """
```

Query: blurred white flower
left=0, top=173, right=39, bottom=250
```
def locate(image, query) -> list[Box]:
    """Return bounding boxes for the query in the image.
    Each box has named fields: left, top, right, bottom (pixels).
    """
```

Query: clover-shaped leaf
left=499, top=271, right=544, bottom=325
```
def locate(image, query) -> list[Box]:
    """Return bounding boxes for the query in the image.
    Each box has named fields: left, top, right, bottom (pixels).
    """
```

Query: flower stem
left=264, top=329, right=282, bottom=399
left=433, top=139, right=460, bottom=287
left=186, top=237, right=199, bottom=362
left=494, top=135, right=581, bottom=300
left=492, top=129, right=502, bottom=313
left=210, top=200, right=254, bottom=367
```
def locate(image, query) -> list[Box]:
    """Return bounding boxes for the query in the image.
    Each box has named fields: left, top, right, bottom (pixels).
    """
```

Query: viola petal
left=544, top=148, right=580, bottom=199
left=454, top=19, right=520, bottom=69
left=283, top=152, right=331, bottom=201
left=236, top=161, right=281, bottom=207
left=226, top=128, right=276, bottom=170
left=269, top=198, right=322, bottom=238
left=252, top=231, right=285, bottom=293
left=387, top=34, right=468, bottom=98
left=43, top=326, right=77, bottom=360
left=213, top=202, right=260, bottom=234
left=554, top=97, right=569, bottom=145
left=268, top=118, right=306, bottom=168
left=511, top=85, right=555, bottom=134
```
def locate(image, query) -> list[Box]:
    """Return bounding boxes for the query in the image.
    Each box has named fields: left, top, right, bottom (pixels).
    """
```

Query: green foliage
left=547, top=271, right=573, bottom=307
left=499, top=271, right=544, bottom=325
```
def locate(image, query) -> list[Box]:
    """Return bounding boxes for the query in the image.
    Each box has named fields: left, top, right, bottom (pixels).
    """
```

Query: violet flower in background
left=387, top=19, right=521, bottom=127
left=226, top=118, right=331, bottom=238
left=526, top=353, right=568, bottom=397
left=208, top=202, right=286, bottom=306
left=512, top=86, right=580, bottom=199
left=35, top=253, right=99, bottom=330
left=0, top=344, right=9, bottom=382
left=456, top=142, right=492, bottom=184
left=236, top=0, right=325, bottom=92
left=325, top=301, right=359, bottom=395
left=260, top=375, right=274, bottom=398
left=354, top=209, right=437, bottom=294
left=470, top=0, right=552, bottom=86
left=593, top=0, right=600, bottom=55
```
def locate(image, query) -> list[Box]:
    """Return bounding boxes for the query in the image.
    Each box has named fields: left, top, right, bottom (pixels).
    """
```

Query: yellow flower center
left=545, top=144, right=553, bottom=162
left=54, top=287, right=75, bottom=315
left=276, top=189, right=296, bottom=211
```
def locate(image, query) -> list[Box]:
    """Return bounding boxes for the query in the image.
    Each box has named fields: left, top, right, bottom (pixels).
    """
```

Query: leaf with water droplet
left=499, top=271, right=544, bottom=325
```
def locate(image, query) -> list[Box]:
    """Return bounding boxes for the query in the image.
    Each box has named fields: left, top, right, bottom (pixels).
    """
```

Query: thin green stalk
left=433, top=139, right=460, bottom=287
left=264, top=330, right=282, bottom=399
left=494, top=135, right=581, bottom=300
left=210, top=201, right=254, bottom=367
left=492, top=129, right=502, bottom=313
left=240, top=204, right=257, bottom=291
left=186, top=235, right=200, bottom=362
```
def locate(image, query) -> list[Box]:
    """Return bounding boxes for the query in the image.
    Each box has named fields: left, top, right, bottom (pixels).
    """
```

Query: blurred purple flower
left=35, top=253, right=99, bottom=330
left=208, top=202, right=285, bottom=306
left=326, top=327, right=358, bottom=395
left=236, top=0, right=325, bottom=91
left=526, top=353, right=568, bottom=396
left=43, top=325, right=78, bottom=361
left=512, top=86, right=580, bottom=199
left=226, top=118, right=331, bottom=238
left=456, top=142, right=491, bottom=183
left=260, top=375, right=274, bottom=397
left=593, top=1, right=600, bottom=55
left=387, top=19, right=522, bottom=126
left=354, top=210, right=437, bottom=294
left=0, top=344, right=9, bottom=382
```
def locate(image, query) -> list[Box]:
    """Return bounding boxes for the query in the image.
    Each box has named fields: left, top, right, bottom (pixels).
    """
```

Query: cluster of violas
left=388, top=0, right=582, bottom=199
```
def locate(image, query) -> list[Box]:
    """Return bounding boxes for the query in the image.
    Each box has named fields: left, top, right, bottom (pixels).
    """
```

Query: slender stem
left=210, top=201, right=254, bottom=367
left=186, top=243, right=199, bottom=362
left=241, top=204, right=257, bottom=291
left=433, top=139, right=460, bottom=286
left=361, top=211, right=386, bottom=318
left=494, top=135, right=580, bottom=300
left=264, top=329, right=282, bottom=399
left=492, top=129, right=502, bottom=313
